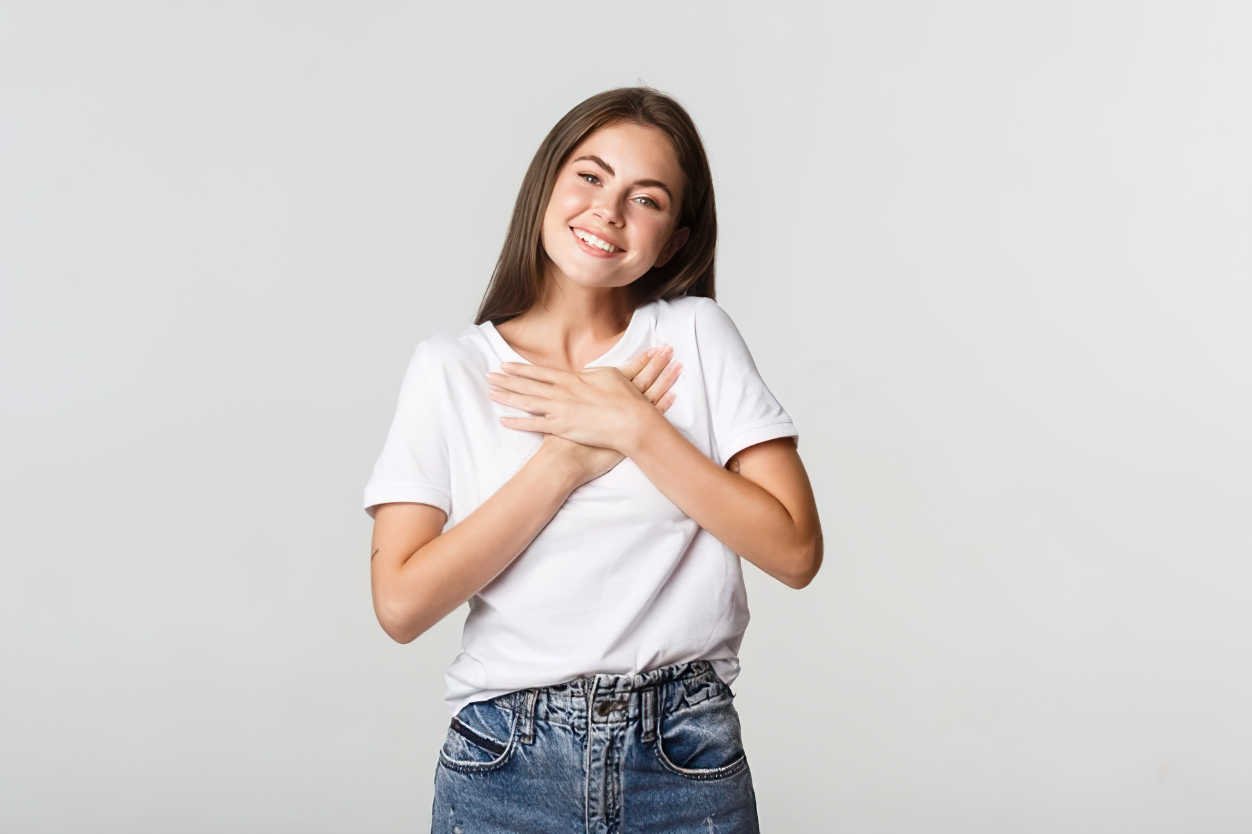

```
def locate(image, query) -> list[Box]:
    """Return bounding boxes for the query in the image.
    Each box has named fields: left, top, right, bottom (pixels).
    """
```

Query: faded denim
left=431, top=660, right=761, bottom=833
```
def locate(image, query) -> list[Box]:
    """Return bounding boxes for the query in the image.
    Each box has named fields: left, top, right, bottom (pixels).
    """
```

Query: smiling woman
left=363, top=86, right=821, bottom=834
left=477, top=87, right=719, bottom=328
left=537, top=122, right=691, bottom=293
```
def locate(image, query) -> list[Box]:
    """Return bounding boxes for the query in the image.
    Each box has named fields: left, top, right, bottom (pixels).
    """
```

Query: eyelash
left=578, top=173, right=660, bottom=209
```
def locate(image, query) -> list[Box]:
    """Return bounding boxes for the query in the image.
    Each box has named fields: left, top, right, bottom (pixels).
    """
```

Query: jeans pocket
left=653, top=688, right=749, bottom=780
left=438, top=697, right=519, bottom=774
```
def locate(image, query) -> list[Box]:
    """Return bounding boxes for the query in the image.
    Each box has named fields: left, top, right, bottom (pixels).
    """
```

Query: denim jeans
left=431, top=660, right=761, bottom=833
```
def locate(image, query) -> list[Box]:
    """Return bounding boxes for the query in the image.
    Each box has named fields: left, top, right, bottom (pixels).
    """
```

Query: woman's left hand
left=485, top=347, right=681, bottom=455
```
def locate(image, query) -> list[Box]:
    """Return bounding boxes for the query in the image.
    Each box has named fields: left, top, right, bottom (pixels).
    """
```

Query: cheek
left=636, top=217, right=674, bottom=257
left=541, top=197, right=575, bottom=252
left=545, top=182, right=583, bottom=221
left=539, top=201, right=564, bottom=244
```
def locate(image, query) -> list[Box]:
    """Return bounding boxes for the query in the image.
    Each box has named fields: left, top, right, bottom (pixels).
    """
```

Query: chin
left=564, top=273, right=627, bottom=291
left=547, top=256, right=620, bottom=289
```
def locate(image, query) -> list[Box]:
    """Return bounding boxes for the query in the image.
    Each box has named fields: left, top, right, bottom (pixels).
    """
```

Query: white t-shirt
left=364, top=295, right=799, bottom=717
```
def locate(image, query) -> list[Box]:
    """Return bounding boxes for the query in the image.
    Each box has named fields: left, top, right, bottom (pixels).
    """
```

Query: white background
left=2, top=1, right=1249, bottom=831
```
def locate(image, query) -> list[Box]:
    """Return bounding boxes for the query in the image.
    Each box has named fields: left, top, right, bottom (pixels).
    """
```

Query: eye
left=634, top=195, right=660, bottom=209
left=579, top=172, right=601, bottom=185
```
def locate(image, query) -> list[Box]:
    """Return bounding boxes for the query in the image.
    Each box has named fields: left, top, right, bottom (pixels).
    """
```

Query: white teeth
left=574, top=228, right=619, bottom=252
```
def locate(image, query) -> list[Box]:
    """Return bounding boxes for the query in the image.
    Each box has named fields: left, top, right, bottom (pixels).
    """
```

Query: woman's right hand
left=541, top=345, right=682, bottom=488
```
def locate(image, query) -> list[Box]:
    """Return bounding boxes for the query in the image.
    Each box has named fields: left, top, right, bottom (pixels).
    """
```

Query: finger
left=631, top=346, right=675, bottom=393
left=610, top=340, right=671, bottom=383
left=643, top=360, right=682, bottom=404
left=616, top=347, right=659, bottom=380
left=485, top=370, right=553, bottom=397
left=486, top=384, right=550, bottom=415
left=498, top=361, right=569, bottom=385
left=657, top=391, right=677, bottom=414
left=498, top=414, right=554, bottom=433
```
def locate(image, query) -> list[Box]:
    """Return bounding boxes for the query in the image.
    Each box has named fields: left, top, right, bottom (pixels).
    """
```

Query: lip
left=570, top=226, right=625, bottom=258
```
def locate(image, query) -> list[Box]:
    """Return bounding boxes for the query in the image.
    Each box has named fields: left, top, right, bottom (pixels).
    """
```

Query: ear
left=654, top=226, right=691, bottom=268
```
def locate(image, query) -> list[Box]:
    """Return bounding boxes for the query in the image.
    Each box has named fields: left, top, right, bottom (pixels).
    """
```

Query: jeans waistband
left=492, top=660, right=728, bottom=745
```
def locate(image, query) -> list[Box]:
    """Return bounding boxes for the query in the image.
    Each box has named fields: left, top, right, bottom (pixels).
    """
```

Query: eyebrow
left=572, top=155, right=674, bottom=203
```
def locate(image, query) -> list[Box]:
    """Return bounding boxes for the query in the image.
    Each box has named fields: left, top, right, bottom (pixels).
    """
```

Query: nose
left=592, top=192, right=625, bottom=227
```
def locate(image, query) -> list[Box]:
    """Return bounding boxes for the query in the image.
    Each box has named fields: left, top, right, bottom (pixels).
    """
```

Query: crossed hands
left=484, top=345, right=683, bottom=487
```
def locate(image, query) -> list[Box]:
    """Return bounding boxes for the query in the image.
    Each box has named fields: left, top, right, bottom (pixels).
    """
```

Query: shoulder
left=655, top=294, right=733, bottom=331
left=659, top=295, right=747, bottom=348
left=397, top=325, right=493, bottom=394
left=410, top=325, right=489, bottom=369
left=657, top=294, right=715, bottom=315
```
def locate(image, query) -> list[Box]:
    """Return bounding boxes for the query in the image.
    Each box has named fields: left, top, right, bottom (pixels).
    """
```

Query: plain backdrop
left=2, top=1, right=1249, bottom=832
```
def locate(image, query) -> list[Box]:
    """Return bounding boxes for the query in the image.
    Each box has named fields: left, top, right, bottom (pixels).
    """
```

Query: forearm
left=627, top=409, right=818, bottom=588
left=372, top=443, right=581, bottom=642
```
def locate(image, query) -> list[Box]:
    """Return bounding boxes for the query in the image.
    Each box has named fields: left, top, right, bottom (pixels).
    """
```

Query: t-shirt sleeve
left=363, top=340, right=453, bottom=520
left=693, top=297, right=799, bottom=466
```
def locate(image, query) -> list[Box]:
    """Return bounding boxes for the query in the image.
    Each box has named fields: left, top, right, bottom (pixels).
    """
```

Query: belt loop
left=641, top=686, right=658, bottom=743
left=518, top=689, right=537, bottom=745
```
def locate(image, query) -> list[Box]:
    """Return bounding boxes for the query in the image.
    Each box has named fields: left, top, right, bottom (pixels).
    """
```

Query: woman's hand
left=491, top=345, right=682, bottom=488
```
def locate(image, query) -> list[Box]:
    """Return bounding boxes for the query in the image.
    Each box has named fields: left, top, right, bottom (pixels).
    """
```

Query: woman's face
left=540, top=122, right=689, bottom=291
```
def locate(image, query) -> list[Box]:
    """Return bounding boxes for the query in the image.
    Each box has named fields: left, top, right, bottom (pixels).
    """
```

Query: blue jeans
left=432, top=660, right=761, bottom=833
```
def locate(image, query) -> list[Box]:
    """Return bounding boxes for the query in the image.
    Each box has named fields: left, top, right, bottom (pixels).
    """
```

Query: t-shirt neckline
left=481, top=302, right=649, bottom=369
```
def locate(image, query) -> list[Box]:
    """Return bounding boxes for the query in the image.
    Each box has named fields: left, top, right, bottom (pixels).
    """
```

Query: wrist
left=531, top=438, right=586, bottom=495
left=623, top=401, right=671, bottom=459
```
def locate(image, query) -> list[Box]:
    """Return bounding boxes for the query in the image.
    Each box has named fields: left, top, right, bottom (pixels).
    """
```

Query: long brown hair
left=473, top=86, right=717, bottom=326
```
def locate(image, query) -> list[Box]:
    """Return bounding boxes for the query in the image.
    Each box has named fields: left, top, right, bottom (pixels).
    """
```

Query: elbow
left=381, top=621, right=421, bottom=645
left=781, top=533, right=823, bottom=590
left=781, top=566, right=817, bottom=590
left=374, top=597, right=427, bottom=645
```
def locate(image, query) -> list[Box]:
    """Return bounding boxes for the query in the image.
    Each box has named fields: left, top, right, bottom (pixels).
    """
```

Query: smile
left=571, top=227, right=623, bottom=255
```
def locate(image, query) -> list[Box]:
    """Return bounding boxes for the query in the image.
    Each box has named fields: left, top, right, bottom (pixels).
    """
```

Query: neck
left=500, top=271, right=637, bottom=370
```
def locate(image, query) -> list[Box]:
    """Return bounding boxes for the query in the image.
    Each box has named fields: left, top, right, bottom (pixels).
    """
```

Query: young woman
left=365, top=86, right=822, bottom=833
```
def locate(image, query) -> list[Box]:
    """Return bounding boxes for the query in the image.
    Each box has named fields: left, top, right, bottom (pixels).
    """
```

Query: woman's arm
left=625, top=415, right=822, bottom=589
left=370, top=347, right=682, bottom=643
left=370, top=438, right=584, bottom=644
left=487, top=361, right=823, bottom=590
